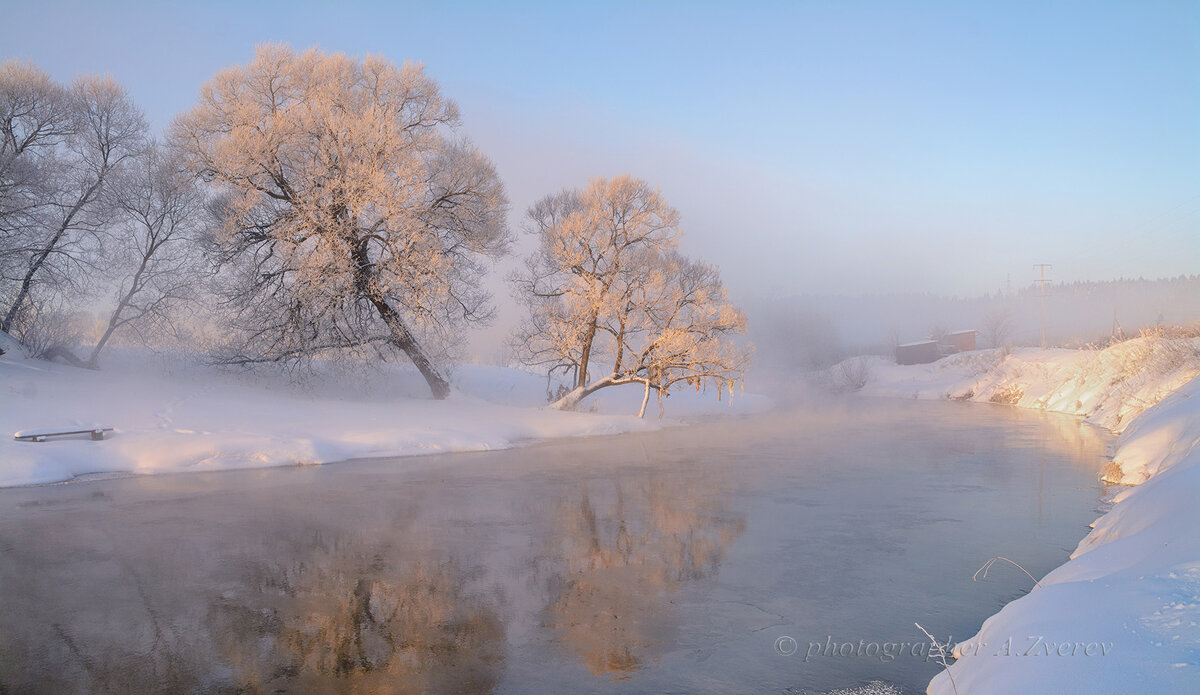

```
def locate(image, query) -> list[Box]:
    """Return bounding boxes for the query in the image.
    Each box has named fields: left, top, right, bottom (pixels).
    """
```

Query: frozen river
left=0, top=399, right=1111, bottom=694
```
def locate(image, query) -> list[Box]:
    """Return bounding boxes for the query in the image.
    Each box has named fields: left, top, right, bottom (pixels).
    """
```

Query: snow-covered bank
left=838, top=335, right=1200, bottom=694
left=0, top=342, right=768, bottom=488
left=859, top=335, right=1199, bottom=438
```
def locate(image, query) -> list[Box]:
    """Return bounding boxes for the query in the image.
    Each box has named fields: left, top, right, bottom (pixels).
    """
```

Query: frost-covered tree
left=171, top=45, right=509, bottom=398
left=1, top=62, right=147, bottom=336
left=86, top=142, right=207, bottom=367
left=982, top=303, right=1015, bottom=349
left=511, top=175, right=749, bottom=415
left=1, top=62, right=71, bottom=264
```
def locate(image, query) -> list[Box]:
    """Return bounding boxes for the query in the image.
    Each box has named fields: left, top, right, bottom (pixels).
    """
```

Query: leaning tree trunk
left=550, top=375, right=624, bottom=411
left=2, top=179, right=102, bottom=333
left=88, top=265, right=145, bottom=369
left=86, top=314, right=123, bottom=369
left=551, top=385, right=591, bottom=411
left=352, top=239, right=450, bottom=400
left=2, top=227, right=67, bottom=333
left=554, top=375, right=661, bottom=415
left=369, top=295, right=451, bottom=400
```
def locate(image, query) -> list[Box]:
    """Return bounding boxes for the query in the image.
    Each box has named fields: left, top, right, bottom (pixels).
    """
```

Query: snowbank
left=837, top=335, right=1200, bottom=694
left=859, top=335, right=1200, bottom=435
left=0, top=345, right=767, bottom=487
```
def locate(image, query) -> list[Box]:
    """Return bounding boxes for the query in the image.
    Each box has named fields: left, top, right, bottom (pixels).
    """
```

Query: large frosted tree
left=511, top=175, right=749, bottom=415
left=172, top=45, right=509, bottom=398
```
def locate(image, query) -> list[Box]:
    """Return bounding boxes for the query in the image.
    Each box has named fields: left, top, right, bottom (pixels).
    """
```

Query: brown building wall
left=945, top=331, right=977, bottom=353
left=896, top=341, right=940, bottom=365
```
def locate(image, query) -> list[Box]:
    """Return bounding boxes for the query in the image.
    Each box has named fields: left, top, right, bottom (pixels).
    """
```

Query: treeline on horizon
left=746, top=275, right=1200, bottom=376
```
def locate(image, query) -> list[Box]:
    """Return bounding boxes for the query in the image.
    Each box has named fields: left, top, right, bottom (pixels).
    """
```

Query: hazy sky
left=3, top=0, right=1197, bottom=302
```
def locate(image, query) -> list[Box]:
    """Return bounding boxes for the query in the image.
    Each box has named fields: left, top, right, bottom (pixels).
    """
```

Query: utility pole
left=1034, top=264, right=1052, bottom=348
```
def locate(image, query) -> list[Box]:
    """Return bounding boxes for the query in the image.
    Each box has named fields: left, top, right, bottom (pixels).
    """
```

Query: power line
left=1034, top=264, right=1052, bottom=348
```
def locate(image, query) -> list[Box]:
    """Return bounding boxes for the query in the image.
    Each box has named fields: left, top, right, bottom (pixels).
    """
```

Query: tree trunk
left=577, top=321, right=597, bottom=389
left=369, top=295, right=451, bottom=400
left=2, top=179, right=103, bottom=333
left=550, top=374, right=647, bottom=412
left=550, top=377, right=611, bottom=411
left=2, top=231, right=64, bottom=333
left=86, top=316, right=121, bottom=369
left=87, top=254, right=151, bottom=369
left=551, top=385, right=586, bottom=411
left=351, top=238, right=450, bottom=400
left=637, top=380, right=651, bottom=418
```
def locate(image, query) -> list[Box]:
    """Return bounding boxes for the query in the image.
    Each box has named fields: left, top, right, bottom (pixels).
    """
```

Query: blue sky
left=3, top=0, right=1197, bottom=299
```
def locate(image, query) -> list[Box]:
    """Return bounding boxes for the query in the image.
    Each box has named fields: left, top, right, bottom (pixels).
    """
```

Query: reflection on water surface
left=0, top=401, right=1108, bottom=694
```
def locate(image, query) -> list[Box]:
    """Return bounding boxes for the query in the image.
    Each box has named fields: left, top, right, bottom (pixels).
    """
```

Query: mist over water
left=0, top=6, right=1196, bottom=695
left=0, top=400, right=1110, bottom=694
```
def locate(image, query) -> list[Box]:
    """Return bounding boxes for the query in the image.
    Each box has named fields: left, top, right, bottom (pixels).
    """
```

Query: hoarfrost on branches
left=511, top=175, right=749, bottom=415
left=172, top=44, right=509, bottom=398
left=1, top=61, right=148, bottom=339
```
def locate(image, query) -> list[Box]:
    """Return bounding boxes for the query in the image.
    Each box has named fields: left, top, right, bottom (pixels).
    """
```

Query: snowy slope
left=0, top=345, right=768, bottom=487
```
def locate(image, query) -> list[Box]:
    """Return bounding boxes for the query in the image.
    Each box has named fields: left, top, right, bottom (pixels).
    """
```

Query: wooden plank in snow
left=13, top=426, right=114, bottom=442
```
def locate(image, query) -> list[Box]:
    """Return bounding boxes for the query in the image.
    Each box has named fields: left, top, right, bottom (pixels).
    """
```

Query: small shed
left=896, top=340, right=940, bottom=365
left=943, top=330, right=977, bottom=353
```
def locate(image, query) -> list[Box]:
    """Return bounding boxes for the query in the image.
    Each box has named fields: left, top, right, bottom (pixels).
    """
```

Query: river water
left=0, top=399, right=1110, bottom=694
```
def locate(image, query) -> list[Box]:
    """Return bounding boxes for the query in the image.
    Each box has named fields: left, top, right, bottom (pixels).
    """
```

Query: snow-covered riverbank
left=0, top=338, right=767, bottom=488
left=843, top=335, right=1200, bottom=694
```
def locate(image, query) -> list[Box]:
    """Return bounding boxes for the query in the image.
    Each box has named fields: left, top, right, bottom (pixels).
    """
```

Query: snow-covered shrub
left=1102, top=332, right=1199, bottom=394
left=8, top=300, right=88, bottom=362
left=833, top=355, right=872, bottom=392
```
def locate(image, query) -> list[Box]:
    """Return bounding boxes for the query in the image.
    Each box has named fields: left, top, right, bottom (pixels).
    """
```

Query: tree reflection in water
left=0, top=404, right=1113, bottom=695
left=208, top=529, right=505, bottom=694
left=1, top=446, right=746, bottom=694
left=542, top=475, right=746, bottom=678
